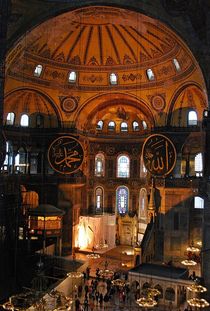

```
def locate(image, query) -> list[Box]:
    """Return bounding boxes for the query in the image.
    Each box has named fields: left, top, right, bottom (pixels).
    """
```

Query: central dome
left=12, top=6, right=178, bottom=68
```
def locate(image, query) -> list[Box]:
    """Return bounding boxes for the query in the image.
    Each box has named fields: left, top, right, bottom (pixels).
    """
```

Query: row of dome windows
left=5, top=110, right=198, bottom=128
left=34, top=58, right=181, bottom=84
left=97, top=120, right=147, bottom=131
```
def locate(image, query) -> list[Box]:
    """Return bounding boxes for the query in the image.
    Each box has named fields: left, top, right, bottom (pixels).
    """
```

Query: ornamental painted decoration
left=151, top=95, right=166, bottom=111
left=60, top=96, right=78, bottom=113
left=48, top=136, right=84, bottom=174
left=142, top=134, right=176, bottom=176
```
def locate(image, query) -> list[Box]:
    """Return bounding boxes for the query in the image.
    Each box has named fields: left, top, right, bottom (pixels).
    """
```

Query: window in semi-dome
left=6, top=112, right=15, bottom=125
left=108, top=121, right=116, bottom=131
left=110, top=73, right=118, bottom=85
left=188, top=110, right=198, bottom=126
left=36, top=114, right=44, bottom=127
left=20, top=114, right=29, bottom=127
left=34, top=64, right=43, bottom=77
left=173, top=58, right=181, bottom=71
left=120, top=122, right=128, bottom=132
left=142, top=120, right=147, bottom=129
left=95, top=153, right=105, bottom=176
left=133, top=121, right=139, bottom=131
left=194, top=196, right=204, bottom=209
left=68, top=71, right=77, bottom=83
left=195, top=152, right=203, bottom=176
left=116, top=186, right=129, bottom=214
left=96, top=120, right=103, bottom=130
left=117, top=155, right=130, bottom=178
left=95, top=187, right=104, bottom=210
left=146, top=68, right=155, bottom=81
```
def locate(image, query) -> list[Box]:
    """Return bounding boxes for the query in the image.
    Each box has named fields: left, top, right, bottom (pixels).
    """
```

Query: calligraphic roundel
left=142, top=134, right=176, bottom=176
left=48, top=136, right=84, bottom=174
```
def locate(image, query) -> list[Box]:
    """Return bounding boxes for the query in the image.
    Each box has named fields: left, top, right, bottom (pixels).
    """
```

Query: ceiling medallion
left=48, top=136, right=84, bottom=174
left=151, top=95, right=165, bottom=111
left=142, top=134, right=177, bottom=177
left=60, top=96, right=78, bottom=113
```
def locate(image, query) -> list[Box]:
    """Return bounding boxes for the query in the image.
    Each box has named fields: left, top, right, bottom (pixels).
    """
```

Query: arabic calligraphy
left=142, top=134, right=176, bottom=176
left=48, top=136, right=84, bottom=174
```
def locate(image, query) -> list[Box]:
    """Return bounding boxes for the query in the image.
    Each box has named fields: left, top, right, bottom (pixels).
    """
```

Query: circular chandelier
left=95, top=243, right=108, bottom=249
left=99, top=269, right=114, bottom=279
left=53, top=305, right=72, bottom=311
left=187, top=284, right=207, bottom=293
left=111, top=278, right=129, bottom=287
left=136, top=297, right=157, bottom=308
left=86, top=253, right=100, bottom=259
left=1, top=302, right=15, bottom=310
left=67, top=271, right=83, bottom=278
left=186, top=246, right=200, bottom=252
left=181, top=259, right=197, bottom=266
left=144, top=287, right=161, bottom=297
left=188, top=298, right=209, bottom=308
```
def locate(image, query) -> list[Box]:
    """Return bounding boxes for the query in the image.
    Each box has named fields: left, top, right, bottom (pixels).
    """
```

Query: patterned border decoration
left=48, top=136, right=84, bottom=174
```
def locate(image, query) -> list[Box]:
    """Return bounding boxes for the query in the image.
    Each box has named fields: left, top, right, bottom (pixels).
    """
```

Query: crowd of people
left=74, top=266, right=131, bottom=311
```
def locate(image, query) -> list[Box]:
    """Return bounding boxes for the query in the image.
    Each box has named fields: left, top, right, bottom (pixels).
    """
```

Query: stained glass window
left=117, top=155, right=130, bottom=178
left=116, top=186, right=129, bottom=214
left=95, top=153, right=105, bottom=176
left=95, top=187, right=103, bottom=209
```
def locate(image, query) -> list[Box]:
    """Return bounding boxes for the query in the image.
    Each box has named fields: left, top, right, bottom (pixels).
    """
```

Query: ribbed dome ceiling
left=22, top=6, right=177, bottom=67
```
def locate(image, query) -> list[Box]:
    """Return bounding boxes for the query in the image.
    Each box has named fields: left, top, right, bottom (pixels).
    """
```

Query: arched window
left=188, top=110, right=198, bottom=126
left=6, top=112, right=15, bottom=125
left=195, top=153, right=203, bottom=176
left=36, top=114, right=44, bottom=127
left=173, top=58, right=181, bottom=71
left=68, top=71, right=77, bottom=83
left=133, top=121, right=139, bottom=131
left=139, top=188, right=148, bottom=220
left=116, top=186, right=129, bottom=214
left=120, top=122, right=128, bottom=132
left=95, top=187, right=103, bottom=210
left=108, top=121, right=115, bottom=131
left=1, top=141, right=13, bottom=172
left=110, top=73, right=117, bottom=85
left=117, top=155, right=130, bottom=178
left=194, top=196, right=204, bottom=209
left=140, top=155, right=147, bottom=178
left=142, top=120, right=147, bottom=129
left=15, top=147, right=28, bottom=174
left=165, top=288, right=175, bottom=301
left=95, top=153, right=105, bottom=176
left=34, top=64, right=43, bottom=77
left=154, top=285, right=163, bottom=299
left=146, top=69, right=155, bottom=81
left=142, top=282, right=151, bottom=289
left=20, top=114, right=29, bottom=127
left=96, top=120, right=103, bottom=130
